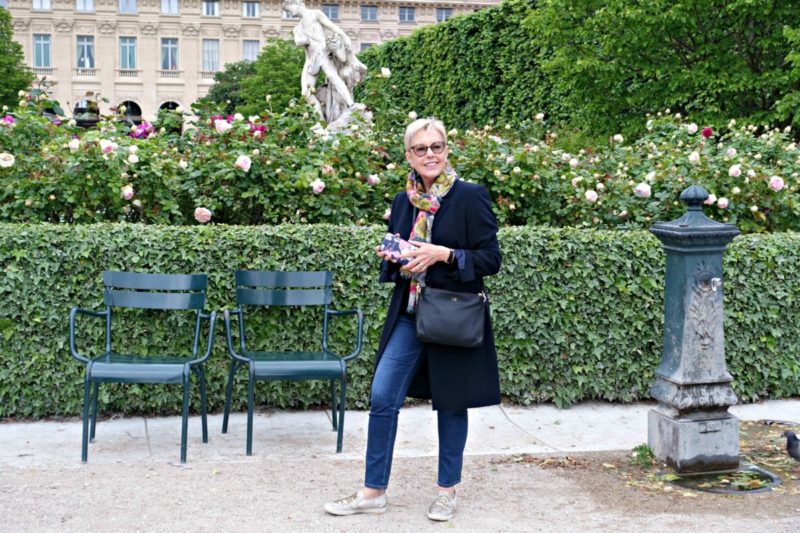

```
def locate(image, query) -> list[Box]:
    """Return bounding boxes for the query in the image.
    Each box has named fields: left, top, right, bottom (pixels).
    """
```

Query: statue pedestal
left=648, top=406, right=739, bottom=474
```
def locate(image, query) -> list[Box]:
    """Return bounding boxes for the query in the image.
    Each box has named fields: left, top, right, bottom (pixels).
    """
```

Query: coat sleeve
left=378, top=193, right=406, bottom=283
left=455, top=186, right=501, bottom=283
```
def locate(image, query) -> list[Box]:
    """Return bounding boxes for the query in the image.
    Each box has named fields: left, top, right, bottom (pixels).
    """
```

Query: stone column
left=647, top=185, right=741, bottom=474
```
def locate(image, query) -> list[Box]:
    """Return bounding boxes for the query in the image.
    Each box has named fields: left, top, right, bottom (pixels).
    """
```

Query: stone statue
left=283, top=0, right=368, bottom=126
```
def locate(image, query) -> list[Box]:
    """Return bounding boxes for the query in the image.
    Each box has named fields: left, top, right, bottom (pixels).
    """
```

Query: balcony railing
left=74, top=67, right=97, bottom=77
left=32, top=67, right=55, bottom=76
left=116, top=69, right=140, bottom=78
left=200, top=70, right=218, bottom=80
left=158, top=69, right=182, bottom=79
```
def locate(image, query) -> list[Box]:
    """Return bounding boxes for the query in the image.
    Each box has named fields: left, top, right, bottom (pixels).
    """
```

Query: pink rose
left=234, top=155, right=252, bottom=172
left=728, top=164, right=741, bottom=178
left=367, top=174, right=380, bottom=186
left=769, top=175, right=785, bottom=192
left=99, top=139, right=116, bottom=154
left=310, top=178, right=325, bottom=194
left=702, top=127, right=713, bottom=138
left=726, top=147, right=737, bottom=158
left=584, top=190, right=598, bottom=203
left=194, top=207, right=212, bottom=223
left=634, top=182, right=651, bottom=198
left=321, top=164, right=334, bottom=175
left=214, top=119, right=232, bottom=134
left=383, top=208, right=391, bottom=220
left=121, top=185, right=134, bottom=200
left=704, top=194, right=717, bottom=205
left=717, top=197, right=729, bottom=209
left=687, top=123, right=698, bottom=134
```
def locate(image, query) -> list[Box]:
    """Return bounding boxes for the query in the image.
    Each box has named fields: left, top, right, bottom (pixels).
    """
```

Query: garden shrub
left=1, top=223, right=799, bottom=418
left=2, top=92, right=799, bottom=233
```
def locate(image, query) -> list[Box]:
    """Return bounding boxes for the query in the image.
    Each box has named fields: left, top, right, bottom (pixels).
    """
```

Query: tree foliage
left=238, top=38, right=304, bottom=117
left=526, top=0, right=800, bottom=136
left=196, top=60, right=256, bottom=115
left=0, top=9, right=33, bottom=110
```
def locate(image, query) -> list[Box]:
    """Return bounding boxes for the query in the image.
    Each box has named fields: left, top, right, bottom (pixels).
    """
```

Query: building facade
left=3, top=0, right=499, bottom=120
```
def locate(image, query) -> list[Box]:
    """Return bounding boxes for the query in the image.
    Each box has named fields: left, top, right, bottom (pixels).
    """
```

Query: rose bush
left=1, top=89, right=800, bottom=233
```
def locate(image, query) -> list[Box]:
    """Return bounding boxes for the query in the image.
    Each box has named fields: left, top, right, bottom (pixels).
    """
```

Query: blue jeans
left=365, top=314, right=468, bottom=490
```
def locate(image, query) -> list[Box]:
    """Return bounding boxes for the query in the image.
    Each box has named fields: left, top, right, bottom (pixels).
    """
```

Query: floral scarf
left=402, top=168, right=458, bottom=312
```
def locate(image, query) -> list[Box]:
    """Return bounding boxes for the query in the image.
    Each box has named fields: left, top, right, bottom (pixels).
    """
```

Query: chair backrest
left=103, top=271, right=208, bottom=310
left=234, top=270, right=333, bottom=307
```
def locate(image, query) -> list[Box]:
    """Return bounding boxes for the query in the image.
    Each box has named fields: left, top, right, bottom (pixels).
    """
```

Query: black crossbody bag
left=415, top=285, right=487, bottom=348
left=409, top=207, right=487, bottom=348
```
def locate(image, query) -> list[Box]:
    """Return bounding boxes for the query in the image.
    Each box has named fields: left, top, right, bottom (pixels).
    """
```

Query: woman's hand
left=401, top=241, right=451, bottom=273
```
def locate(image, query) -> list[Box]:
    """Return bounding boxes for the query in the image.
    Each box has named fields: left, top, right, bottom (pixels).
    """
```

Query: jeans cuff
left=437, top=479, right=461, bottom=488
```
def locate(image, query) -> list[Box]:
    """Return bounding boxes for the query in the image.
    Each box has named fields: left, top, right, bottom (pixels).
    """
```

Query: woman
left=324, top=118, right=502, bottom=521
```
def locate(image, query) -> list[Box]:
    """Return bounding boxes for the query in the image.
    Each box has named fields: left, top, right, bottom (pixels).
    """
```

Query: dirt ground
left=2, top=448, right=798, bottom=532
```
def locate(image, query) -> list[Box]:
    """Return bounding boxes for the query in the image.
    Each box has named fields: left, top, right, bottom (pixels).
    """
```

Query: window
left=436, top=8, right=452, bottom=22
left=322, top=4, right=338, bottom=21
left=118, top=0, right=136, bottom=13
left=202, top=0, right=218, bottom=16
left=242, top=40, right=260, bottom=62
left=360, top=5, right=377, bottom=21
left=119, top=37, right=136, bottom=69
left=161, top=37, right=179, bottom=70
left=161, top=0, right=178, bottom=14
left=32, top=0, right=51, bottom=10
left=33, top=34, right=51, bottom=67
left=360, top=42, right=374, bottom=52
left=243, top=1, right=258, bottom=18
left=76, top=0, right=94, bottom=11
left=398, top=6, right=414, bottom=22
left=202, top=39, right=219, bottom=72
left=77, top=35, right=95, bottom=68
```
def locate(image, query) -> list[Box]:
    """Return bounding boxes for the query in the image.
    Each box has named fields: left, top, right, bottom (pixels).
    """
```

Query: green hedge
left=357, top=0, right=553, bottom=131
left=1, top=223, right=799, bottom=418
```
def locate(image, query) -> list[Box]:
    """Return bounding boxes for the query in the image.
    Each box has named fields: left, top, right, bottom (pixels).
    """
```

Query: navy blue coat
left=377, top=179, right=502, bottom=411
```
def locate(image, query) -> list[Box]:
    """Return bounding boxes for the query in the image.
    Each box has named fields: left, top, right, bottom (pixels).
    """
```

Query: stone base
left=648, top=408, right=740, bottom=474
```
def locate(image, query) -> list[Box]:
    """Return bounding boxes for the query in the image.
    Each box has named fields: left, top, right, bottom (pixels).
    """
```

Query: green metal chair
left=222, top=270, right=364, bottom=454
left=69, top=271, right=217, bottom=464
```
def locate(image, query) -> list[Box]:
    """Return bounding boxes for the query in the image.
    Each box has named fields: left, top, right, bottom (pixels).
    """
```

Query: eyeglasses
left=408, top=142, right=447, bottom=157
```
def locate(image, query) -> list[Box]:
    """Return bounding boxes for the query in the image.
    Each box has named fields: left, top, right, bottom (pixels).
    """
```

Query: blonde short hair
left=404, top=118, right=448, bottom=151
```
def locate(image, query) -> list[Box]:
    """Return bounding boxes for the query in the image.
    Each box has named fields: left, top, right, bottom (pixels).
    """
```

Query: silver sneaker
left=427, top=492, right=457, bottom=521
left=324, top=490, right=387, bottom=516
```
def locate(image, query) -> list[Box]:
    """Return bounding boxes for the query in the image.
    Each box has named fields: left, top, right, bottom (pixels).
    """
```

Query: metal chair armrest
left=69, top=307, right=108, bottom=364
left=323, top=308, right=364, bottom=361
left=192, top=311, right=217, bottom=365
left=223, top=308, right=250, bottom=363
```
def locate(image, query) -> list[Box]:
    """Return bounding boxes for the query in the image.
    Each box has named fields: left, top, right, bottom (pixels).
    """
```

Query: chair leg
left=222, top=361, right=238, bottom=434
left=180, top=376, right=190, bottom=464
left=330, top=379, right=337, bottom=431
left=81, top=376, right=91, bottom=463
left=246, top=370, right=255, bottom=456
left=198, top=366, right=208, bottom=444
left=336, top=376, right=346, bottom=453
left=89, top=382, right=99, bottom=441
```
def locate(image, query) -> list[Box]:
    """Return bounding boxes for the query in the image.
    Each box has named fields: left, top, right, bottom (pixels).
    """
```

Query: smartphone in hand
left=379, top=233, right=418, bottom=265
